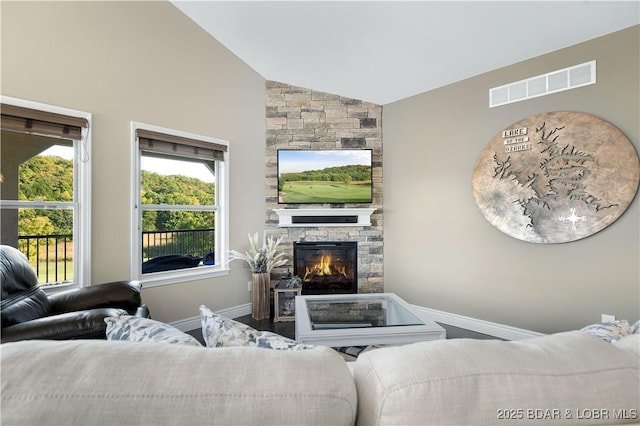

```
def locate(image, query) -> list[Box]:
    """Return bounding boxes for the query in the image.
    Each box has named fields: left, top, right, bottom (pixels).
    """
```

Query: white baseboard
left=411, top=305, right=545, bottom=341
left=170, top=301, right=543, bottom=341
left=170, top=303, right=252, bottom=332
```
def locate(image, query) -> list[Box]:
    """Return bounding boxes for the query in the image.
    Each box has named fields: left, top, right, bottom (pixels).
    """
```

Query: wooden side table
left=274, top=281, right=302, bottom=322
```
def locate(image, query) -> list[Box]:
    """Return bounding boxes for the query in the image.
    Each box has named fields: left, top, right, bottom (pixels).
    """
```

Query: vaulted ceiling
left=172, top=1, right=639, bottom=105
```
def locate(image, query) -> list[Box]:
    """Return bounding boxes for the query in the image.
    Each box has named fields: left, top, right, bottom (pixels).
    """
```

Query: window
left=131, top=122, right=229, bottom=287
left=0, top=96, right=91, bottom=289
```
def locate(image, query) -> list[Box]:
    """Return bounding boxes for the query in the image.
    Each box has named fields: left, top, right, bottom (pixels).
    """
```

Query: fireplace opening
left=293, top=242, right=357, bottom=295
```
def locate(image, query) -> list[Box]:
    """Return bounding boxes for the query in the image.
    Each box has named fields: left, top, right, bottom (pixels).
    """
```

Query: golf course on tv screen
left=277, top=149, right=373, bottom=204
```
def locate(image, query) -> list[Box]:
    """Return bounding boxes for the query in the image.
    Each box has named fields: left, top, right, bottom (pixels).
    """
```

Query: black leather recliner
left=1, top=245, right=150, bottom=343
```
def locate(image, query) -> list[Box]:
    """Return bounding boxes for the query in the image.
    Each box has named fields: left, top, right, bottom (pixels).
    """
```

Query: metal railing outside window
left=17, top=229, right=215, bottom=284
left=18, top=234, right=73, bottom=285
left=141, top=228, right=215, bottom=262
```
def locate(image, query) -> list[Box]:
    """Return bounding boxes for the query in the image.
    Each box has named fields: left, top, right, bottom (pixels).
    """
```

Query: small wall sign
left=472, top=111, right=640, bottom=243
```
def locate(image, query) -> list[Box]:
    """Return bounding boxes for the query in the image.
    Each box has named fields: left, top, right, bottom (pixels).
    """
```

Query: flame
left=319, top=255, right=331, bottom=275
left=303, top=254, right=348, bottom=281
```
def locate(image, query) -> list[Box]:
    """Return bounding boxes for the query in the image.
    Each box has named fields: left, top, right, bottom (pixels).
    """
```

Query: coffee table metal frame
left=295, top=292, right=446, bottom=347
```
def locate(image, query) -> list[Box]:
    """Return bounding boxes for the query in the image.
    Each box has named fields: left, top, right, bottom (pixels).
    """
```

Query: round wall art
left=472, top=111, right=640, bottom=243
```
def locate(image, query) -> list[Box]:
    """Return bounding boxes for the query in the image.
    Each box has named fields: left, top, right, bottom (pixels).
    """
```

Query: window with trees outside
left=131, top=123, right=229, bottom=286
left=0, top=97, right=91, bottom=289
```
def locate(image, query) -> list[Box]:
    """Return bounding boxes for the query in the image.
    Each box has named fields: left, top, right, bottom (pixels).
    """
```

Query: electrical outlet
left=247, top=281, right=252, bottom=292
left=601, top=314, right=616, bottom=323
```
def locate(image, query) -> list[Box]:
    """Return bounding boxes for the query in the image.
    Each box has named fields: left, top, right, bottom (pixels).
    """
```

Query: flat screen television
left=277, top=149, right=373, bottom=204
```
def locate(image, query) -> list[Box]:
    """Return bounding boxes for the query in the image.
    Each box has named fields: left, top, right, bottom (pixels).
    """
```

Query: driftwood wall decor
left=472, top=111, right=640, bottom=243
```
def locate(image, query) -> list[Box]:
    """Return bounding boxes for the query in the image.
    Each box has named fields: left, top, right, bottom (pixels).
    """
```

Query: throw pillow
left=631, top=320, right=640, bottom=334
left=580, top=319, right=631, bottom=343
left=104, top=315, right=202, bottom=347
left=199, top=305, right=313, bottom=350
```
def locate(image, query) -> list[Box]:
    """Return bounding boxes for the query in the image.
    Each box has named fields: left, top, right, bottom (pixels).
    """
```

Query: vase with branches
left=229, top=232, right=287, bottom=320
left=229, top=232, right=287, bottom=273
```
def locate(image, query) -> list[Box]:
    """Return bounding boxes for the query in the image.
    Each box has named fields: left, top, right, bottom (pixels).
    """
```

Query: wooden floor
left=188, top=312, right=499, bottom=345
left=235, top=314, right=296, bottom=340
left=236, top=314, right=499, bottom=340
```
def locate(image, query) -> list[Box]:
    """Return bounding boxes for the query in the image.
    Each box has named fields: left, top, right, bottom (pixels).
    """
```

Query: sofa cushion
left=353, top=331, right=639, bottom=425
left=105, top=315, right=202, bottom=346
left=614, top=333, right=640, bottom=357
left=199, top=305, right=313, bottom=350
left=1, top=339, right=356, bottom=425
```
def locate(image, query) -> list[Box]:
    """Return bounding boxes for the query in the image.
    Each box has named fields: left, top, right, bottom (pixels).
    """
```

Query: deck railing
left=141, top=228, right=215, bottom=261
left=18, top=234, right=73, bottom=284
left=17, top=228, right=215, bottom=284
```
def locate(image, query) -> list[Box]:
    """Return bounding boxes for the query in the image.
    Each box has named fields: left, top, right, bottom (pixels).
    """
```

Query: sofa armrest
left=0, top=308, right=128, bottom=343
left=48, top=281, right=142, bottom=315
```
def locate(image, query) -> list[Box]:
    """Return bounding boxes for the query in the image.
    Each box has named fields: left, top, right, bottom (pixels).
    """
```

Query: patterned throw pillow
left=104, top=315, right=202, bottom=346
left=580, top=320, right=632, bottom=343
left=199, top=305, right=313, bottom=350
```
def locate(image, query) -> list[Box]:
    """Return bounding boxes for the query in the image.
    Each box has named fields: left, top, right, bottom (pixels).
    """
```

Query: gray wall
left=383, top=26, right=639, bottom=333
left=1, top=1, right=267, bottom=324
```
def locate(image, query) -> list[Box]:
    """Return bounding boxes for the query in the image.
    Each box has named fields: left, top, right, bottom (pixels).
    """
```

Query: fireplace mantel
left=273, top=208, right=376, bottom=227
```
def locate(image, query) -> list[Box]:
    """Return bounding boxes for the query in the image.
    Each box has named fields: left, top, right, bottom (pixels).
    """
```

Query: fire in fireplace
left=293, top=242, right=357, bottom=295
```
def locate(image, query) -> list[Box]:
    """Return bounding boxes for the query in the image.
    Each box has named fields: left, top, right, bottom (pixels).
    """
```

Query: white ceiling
left=172, top=1, right=640, bottom=105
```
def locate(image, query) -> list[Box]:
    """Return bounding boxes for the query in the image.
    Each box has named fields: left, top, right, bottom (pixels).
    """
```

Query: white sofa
left=1, top=331, right=638, bottom=425
left=353, top=331, right=639, bottom=425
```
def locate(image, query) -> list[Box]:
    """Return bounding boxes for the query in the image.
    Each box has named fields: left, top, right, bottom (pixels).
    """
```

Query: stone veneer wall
left=265, top=81, right=383, bottom=293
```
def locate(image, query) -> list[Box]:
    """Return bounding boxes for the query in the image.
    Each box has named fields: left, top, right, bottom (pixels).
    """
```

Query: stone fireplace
left=294, top=242, right=358, bottom=295
left=265, top=81, right=384, bottom=293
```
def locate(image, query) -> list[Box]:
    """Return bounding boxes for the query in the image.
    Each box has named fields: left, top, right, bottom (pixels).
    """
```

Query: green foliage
left=141, top=171, right=214, bottom=206
left=140, top=171, right=215, bottom=232
left=18, top=155, right=215, bottom=236
left=19, top=155, right=73, bottom=202
left=18, top=214, right=55, bottom=236
left=280, top=165, right=371, bottom=184
left=18, top=156, right=73, bottom=235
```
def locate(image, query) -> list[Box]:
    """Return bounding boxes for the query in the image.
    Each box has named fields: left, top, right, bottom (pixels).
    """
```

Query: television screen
left=277, top=149, right=373, bottom=204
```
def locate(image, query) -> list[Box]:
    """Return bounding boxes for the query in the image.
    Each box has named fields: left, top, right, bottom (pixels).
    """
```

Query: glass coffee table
left=295, top=293, right=446, bottom=347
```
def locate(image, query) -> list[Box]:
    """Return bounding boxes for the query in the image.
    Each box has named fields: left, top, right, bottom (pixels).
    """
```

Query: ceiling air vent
left=489, top=60, right=596, bottom=108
